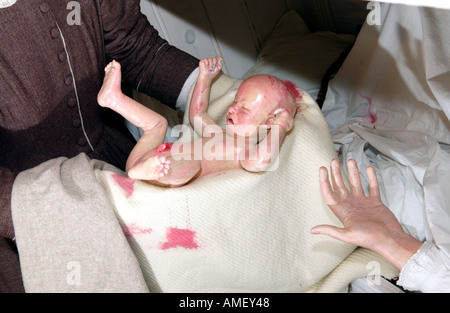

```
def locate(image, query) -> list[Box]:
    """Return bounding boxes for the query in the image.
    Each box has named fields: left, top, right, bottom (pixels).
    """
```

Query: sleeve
left=100, top=0, right=199, bottom=109
left=397, top=241, right=450, bottom=292
left=0, top=168, right=17, bottom=239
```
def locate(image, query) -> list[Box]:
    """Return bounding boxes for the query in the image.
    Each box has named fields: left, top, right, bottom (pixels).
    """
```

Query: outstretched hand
left=311, top=159, right=422, bottom=270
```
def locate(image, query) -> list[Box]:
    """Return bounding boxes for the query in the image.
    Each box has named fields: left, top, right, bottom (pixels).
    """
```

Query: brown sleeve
left=100, top=0, right=199, bottom=108
left=0, top=168, right=17, bottom=239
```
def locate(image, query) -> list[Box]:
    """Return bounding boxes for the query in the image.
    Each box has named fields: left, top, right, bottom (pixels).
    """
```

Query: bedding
left=11, top=74, right=398, bottom=293
left=96, top=74, right=397, bottom=292
left=321, top=3, right=450, bottom=267
left=243, top=10, right=355, bottom=102
left=368, top=0, right=450, bottom=9
left=11, top=156, right=149, bottom=292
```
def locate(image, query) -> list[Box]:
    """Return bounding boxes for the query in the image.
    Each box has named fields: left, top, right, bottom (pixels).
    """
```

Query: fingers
left=366, top=166, right=380, bottom=197
left=347, top=159, right=365, bottom=197
left=201, top=56, right=223, bottom=70
left=318, top=166, right=339, bottom=206
left=311, top=225, right=352, bottom=244
left=330, top=159, right=349, bottom=199
left=321, top=158, right=379, bottom=201
left=329, top=159, right=373, bottom=198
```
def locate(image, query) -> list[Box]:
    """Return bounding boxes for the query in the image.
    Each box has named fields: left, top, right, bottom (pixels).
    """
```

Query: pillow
left=243, top=10, right=354, bottom=100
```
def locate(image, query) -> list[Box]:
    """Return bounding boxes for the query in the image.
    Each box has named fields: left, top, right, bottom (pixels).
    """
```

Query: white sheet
left=363, top=0, right=450, bottom=10
left=322, top=3, right=450, bottom=267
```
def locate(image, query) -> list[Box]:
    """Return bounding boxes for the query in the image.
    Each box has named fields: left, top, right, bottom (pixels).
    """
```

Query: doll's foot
left=156, top=157, right=201, bottom=187
left=128, top=153, right=201, bottom=187
left=127, top=154, right=172, bottom=181
left=97, top=60, right=123, bottom=108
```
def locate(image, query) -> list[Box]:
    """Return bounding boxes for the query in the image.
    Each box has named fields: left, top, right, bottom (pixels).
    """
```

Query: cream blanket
left=11, top=75, right=397, bottom=293
left=99, top=75, right=398, bottom=292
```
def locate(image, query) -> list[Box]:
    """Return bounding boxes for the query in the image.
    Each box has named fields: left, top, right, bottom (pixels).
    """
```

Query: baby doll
left=97, top=57, right=302, bottom=187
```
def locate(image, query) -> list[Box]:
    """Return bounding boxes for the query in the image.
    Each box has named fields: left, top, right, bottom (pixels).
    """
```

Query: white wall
left=139, top=0, right=368, bottom=78
left=140, top=0, right=288, bottom=78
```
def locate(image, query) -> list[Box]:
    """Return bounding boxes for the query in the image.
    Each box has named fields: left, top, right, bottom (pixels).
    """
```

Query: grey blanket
left=11, top=154, right=148, bottom=293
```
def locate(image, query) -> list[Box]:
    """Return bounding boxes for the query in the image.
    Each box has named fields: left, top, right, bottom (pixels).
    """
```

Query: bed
left=11, top=1, right=450, bottom=293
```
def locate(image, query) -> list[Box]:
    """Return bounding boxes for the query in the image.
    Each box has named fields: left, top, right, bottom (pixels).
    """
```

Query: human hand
left=272, top=108, right=294, bottom=132
left=311, top=159, right=422, bottom=269
left=199, top=56, right=223, bottom=81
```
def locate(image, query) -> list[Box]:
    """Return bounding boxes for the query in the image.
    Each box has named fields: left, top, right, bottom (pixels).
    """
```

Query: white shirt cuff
left=397, top=241, right=449, bottom=292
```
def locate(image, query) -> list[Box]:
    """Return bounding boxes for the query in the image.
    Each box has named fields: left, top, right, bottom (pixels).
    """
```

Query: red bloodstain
left=157, top=142, right=173, bottom=153
left=122, top=223, right=153, bottom=237
left=160, top=227, right=199, bottom=250
left=358, top=93, right=378, bottom=124
left=267, top=76, right=276, bottom=86
left=283, top=80, right=303, bottom=100
left=112, top=173, right=134, bottom=198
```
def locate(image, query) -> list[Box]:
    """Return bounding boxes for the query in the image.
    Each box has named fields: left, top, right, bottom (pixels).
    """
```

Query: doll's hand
left=199, top=56, right=223, bottom=81
left=272, top=108, right=294, bottom=132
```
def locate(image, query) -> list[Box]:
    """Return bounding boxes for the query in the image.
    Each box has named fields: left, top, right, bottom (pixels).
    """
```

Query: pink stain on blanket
left=111, top=173, right=134, bottom=198
left=122, top=223, right=153, bottom=237
left=358, top=93, right=378, bottom=124
left=160, top=227, right=199, bottom=250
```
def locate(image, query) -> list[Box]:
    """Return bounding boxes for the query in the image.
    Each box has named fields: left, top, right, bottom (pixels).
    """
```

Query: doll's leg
left=127, top=142, right=202, bottom=187
left=97, top=61, right=166, bottom=134
left=98, top=61, right=169, bottom=178
left=98, top=61, right=201, bottom=185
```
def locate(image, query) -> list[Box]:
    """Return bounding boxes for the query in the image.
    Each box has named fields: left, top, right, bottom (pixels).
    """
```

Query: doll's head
left=226, top=75, right=302, bottom=137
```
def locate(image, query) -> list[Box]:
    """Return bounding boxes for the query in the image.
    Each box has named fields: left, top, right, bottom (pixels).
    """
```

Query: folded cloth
left=11, top=155, right=149, bottom=293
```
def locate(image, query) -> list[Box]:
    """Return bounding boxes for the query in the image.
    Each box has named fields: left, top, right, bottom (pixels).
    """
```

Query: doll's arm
left=240, top=108, right=294, bottom=172
left=189, top=57, right=223, bottom=137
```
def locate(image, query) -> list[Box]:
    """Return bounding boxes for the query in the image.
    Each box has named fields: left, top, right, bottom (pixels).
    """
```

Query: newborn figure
left=98, top=57, right=302, bottom=187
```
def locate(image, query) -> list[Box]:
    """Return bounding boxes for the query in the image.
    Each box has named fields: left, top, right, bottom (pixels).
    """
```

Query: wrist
left=197, top=73, right=215, bottom=84
left=376, top=231, right=423, bottom=270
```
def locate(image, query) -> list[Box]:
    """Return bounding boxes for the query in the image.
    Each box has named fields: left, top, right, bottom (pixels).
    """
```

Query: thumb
left=311, top=225, right=351, bottom=244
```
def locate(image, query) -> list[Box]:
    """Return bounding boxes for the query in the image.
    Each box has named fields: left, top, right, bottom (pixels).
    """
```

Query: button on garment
left=67, top=98, right=77, bottom=107
left=64, top=74, right=73, bottom=86
left=77, top=137, right=87, bottom=146
left=58, top=51, right=66, bottom=62
left=39, top=2, right=49, bottom=13
left=72, top=119, right=81, bottom=128
left=50, top=27, right=59, bottom=39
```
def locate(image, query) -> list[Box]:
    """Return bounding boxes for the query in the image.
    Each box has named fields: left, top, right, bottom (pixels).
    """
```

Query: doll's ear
left=265, top=115, right=275, bottom=127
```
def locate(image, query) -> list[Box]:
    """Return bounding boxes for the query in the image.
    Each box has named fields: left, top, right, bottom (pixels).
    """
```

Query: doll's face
left=226, top=75, right=296, bottom=137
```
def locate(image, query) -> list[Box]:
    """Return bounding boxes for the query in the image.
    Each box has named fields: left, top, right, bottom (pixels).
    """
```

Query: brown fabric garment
left=0, top=0, right=198, bottom=292
left=0, top=238, right=24, bottom=293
